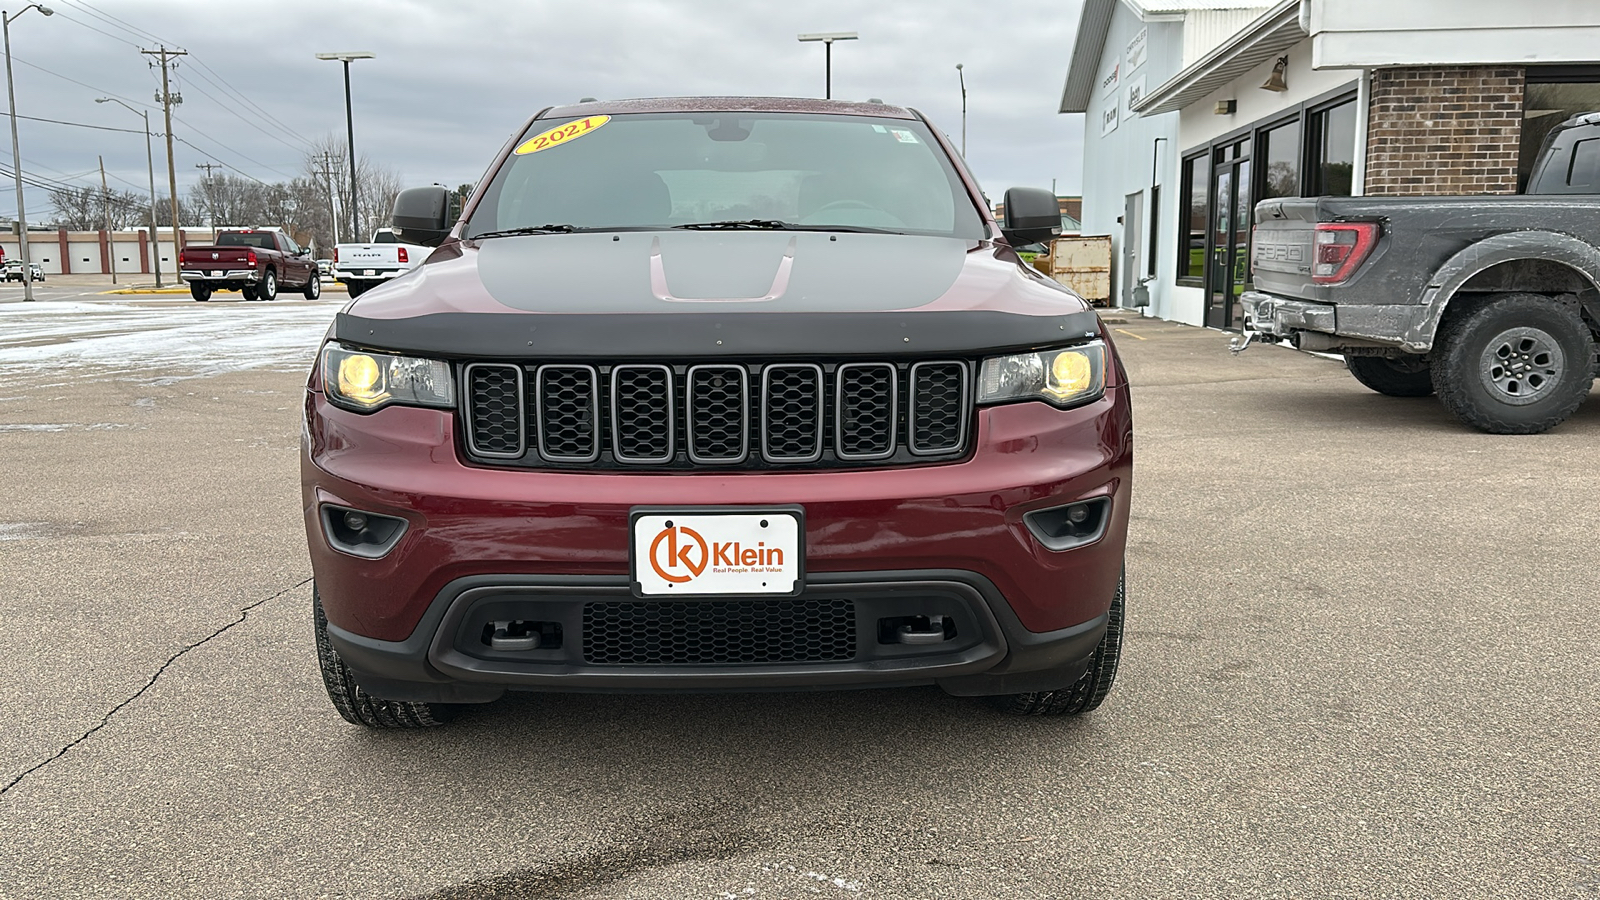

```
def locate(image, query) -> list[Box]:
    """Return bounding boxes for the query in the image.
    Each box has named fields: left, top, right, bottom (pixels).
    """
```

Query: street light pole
left=956, top=63, right=967, bottom=158
left=96, top=97, right=161, bottom=287
left=4, top=3, right=52, bottom=301
left=797, top=32, right=857, bottom=100
left=317, top=52, right=374, bottom=242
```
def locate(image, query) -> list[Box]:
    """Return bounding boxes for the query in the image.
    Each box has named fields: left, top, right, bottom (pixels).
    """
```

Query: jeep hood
left=334, top=232, right=1098, bottom=358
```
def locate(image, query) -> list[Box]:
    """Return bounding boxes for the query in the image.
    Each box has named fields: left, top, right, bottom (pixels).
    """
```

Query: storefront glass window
left=1310, top=100, right=1355, bottom=196
left=1521, top=79, right=1600, bottom=190
left=1179, top=154, right=1207, bottom=280
left=1260, top=120, right=1301, bottom=199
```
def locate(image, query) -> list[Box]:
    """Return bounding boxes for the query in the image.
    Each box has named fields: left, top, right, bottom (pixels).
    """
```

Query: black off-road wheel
left=313, top=588, right=460, bottom=729
left=256, top=268, right=277, bottom=301
left=1346, top=354, right=1435, bottom=397
left=190, top=283, right=211, bottom=302
left=303, top=271, right=321, bottom=300
left=995, top=571, right=1125, bottom=716
left=1431, top=292, right=1595, bottom=434
left=345, top=280, right=367, bottom=299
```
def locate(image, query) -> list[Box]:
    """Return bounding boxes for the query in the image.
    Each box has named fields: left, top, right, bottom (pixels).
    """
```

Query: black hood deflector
left=334, top=309, right=1101, bottom=359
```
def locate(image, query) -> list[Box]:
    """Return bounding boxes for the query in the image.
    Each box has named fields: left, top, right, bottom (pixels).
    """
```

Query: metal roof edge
left=1129, top=0, right=1302, bottom=115
left=1060, top=0, right=1118, bottom=113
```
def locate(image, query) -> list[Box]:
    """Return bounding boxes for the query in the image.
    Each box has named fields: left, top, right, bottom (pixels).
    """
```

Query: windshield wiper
left=674, top=219, right=797, bottom=230
left=469, top=224, right=576, bottom=239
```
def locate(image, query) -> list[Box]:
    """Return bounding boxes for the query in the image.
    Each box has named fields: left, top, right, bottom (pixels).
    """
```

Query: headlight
left=978, top=341, right=1107, bottom=408
left=321, top=343, right=454, bottom=413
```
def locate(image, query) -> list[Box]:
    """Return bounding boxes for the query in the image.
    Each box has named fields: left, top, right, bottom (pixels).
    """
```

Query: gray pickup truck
left=1238, top=112, right=1600, bottom=434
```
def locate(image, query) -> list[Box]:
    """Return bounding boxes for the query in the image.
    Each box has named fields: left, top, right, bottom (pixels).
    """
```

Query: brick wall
left=1365, top=66, right=1525, bottom=196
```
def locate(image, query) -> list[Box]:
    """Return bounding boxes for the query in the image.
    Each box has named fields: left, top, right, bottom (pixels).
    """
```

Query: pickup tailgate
left=336, top=244, right=407, bottom=274
left=179, top=246, right=255, bottom=271
left=1251, top=199, right=1327, bottom=301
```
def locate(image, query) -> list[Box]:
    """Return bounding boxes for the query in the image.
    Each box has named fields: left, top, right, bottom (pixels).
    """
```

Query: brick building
left=1061, top=0, right=1600, bottom=327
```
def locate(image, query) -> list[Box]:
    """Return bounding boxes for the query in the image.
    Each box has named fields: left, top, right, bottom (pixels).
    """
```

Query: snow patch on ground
left=0, top=299, right=337, bottom=390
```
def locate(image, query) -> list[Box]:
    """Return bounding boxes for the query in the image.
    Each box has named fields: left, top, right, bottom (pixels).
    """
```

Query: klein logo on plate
left=633, top=512, right=800, bottom=596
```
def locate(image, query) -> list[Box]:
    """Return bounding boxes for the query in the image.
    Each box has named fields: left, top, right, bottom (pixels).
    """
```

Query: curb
left=102, top=288, right=191, bottom=295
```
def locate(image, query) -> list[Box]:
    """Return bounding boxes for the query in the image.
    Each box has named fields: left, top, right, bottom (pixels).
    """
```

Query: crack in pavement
left=0, top=575, right=313, bottom=798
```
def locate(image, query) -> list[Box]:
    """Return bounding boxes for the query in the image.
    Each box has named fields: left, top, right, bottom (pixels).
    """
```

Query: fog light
left=320, top=504, right=407, bottom=559
left=1024, top=498, right=1111, bottom=551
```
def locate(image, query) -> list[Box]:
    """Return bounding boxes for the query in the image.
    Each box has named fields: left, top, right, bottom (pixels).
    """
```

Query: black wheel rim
left=1478, top=326, right=1564, bottom=406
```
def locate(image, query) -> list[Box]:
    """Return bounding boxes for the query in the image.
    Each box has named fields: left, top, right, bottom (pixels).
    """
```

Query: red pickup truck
left=178, top=228, right=322, bottom=302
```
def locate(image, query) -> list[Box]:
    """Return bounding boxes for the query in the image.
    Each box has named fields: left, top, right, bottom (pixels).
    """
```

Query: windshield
left=467, top=112, right=985, bottom=239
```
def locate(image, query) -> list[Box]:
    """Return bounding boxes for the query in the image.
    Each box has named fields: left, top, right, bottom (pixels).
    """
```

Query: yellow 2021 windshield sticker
left=514, top=115, right=611, bottom=155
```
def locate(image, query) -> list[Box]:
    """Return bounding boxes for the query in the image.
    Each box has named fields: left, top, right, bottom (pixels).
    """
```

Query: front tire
left=313, top=588, right=461, bottom=729
left=190, top=283, right=211, bottom=302
left=995, top=571, right=1125, bottom=716
left=303, top=271, right=321, bottom=300
left=1346, top=354, right=1435, bottom=397
left=1432, top=292, right=1595, bottom=434
left=256, top=268, right=277, bottom=301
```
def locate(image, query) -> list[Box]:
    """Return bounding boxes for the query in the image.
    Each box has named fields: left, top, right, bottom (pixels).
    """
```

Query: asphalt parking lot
left=0, top=299, right=1596, bottom=899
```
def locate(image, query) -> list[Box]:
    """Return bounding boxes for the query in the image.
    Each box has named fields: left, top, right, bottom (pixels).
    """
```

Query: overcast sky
left=6, top=0, right=1089, bottom=222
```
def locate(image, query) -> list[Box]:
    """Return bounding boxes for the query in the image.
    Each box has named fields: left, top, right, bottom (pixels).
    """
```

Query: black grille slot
left=835, top=363, right=897, bottom=460
left=686, top=365, right=748, bottom=463
left=582, top=598, right=857, bottom=665
left=761, top=364, right=824, bottom=463
left=909, top=361, right=968, bottom=455
left=610, top=364, right=674, bottom=463
left=465, top=363, right=524, bottom=458
left=535, top=365, right=599, bottom=462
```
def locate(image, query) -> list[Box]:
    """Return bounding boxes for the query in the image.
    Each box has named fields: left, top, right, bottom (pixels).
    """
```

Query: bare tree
left=301, top=133, right=407, bottom=245
left=50, top=186, right=148, bottom=230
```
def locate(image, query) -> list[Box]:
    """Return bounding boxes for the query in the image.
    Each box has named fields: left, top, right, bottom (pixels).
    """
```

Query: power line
left=46, top=6, right=143, bottom=48
left=9, top=55, right=147, bottom=110
left=171, top=136, right=269, bottom=185
left=7, top=112, right=146, bottom=134
left=175, top=75, right=315, bottom=156
left=59, top=0, right=173, bottom=50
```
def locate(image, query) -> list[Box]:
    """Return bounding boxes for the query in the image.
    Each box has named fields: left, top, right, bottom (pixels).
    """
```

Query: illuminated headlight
left=978, top=341, right=1107, bottom=408
left=321, top=343, right=454, bottom=413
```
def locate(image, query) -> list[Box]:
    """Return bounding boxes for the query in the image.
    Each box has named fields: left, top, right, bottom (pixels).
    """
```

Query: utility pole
left=313, top=150, right=340, bottom=244
left=98, top=154, right=116, bottom=284
left=194, top=161, right=218, bottom=228
left=141, top=46, right=186, bottom=265
left=95, top=97, right=161, bottom=287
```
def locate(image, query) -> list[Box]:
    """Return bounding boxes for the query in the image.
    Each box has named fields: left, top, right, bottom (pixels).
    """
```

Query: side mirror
left=999, top=187, right=1061, bottom=247
left=392, top=186, right=453, bottom=247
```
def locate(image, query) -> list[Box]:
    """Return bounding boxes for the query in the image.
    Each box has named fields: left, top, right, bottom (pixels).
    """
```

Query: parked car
left=303, top=97, right=1130, bottom=729
left=177, top=228, right=321, bottom=302
left=316, top=258, right=333, bottom=277
left=3, top=260, right=43, bottom=282
left=1239, top=111, right=1600, bottom=434
left=331, top=227, right=427, bottom=298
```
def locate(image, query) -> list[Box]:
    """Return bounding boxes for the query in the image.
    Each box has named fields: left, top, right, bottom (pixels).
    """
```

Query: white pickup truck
left=331, top=228, right=427, bottom=298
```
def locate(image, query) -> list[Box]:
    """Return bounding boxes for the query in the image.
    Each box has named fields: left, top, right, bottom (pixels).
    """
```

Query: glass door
left=1205, top=140, right=1252, bottom=329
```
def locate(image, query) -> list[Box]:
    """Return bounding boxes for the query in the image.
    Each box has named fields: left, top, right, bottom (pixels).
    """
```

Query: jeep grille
left=463, top=359, right=972, bottom=469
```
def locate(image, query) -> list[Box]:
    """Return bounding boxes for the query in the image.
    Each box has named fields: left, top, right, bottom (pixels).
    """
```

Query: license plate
left=363, top=269, right=376, bottom=276
left=630, top=507, right=803, bottom=597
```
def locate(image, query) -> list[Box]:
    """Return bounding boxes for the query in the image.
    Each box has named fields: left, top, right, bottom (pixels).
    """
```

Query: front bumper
left=302, top=386, right=1132, bottom=699
left=325, top=571, right=1110, bottom=702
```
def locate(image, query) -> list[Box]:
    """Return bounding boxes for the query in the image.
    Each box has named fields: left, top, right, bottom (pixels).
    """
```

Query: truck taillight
left=247, top=250, right=258, bottom=267
left=1311, top=223, right=1379, bottom=284
left=333, top=248, right=339, bottom=263
left=397, top=247, right=408, bottom=263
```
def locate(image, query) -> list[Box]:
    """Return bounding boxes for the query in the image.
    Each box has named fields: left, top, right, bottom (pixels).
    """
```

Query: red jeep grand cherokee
left=302, top=97, right=1132, bottom=728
